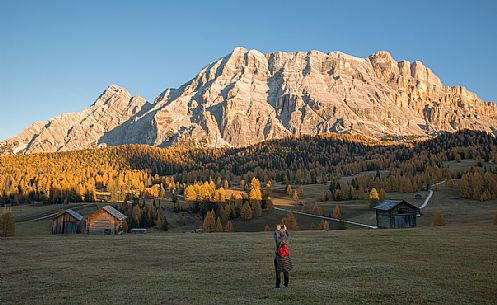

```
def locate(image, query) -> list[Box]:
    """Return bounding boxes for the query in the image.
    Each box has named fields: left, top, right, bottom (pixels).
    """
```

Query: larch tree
left=319, top=219, right=330, bottom=231
left=432, top=212, right=446, bottom=226
left=0, top=207, right=15, bottom=237
left=286, top=184, right=293, bottom=195
left=249, top=187, right=262, bottom=201
left=202, top=210, right=216, bottom=232
left=225, top=220, right=234, bottom=232
left=282, top=212, right=298, bottom=230
left=215, top=217, right=223, bottom=232
left=184, top=185, right=197, bottom=202
left=369, top=188, right=380, bottom=208
left=292, top=190, right=299, bottom=201
left=240, top=203, right=253, bottom=220
left=332, top=205, right=342, bottom=219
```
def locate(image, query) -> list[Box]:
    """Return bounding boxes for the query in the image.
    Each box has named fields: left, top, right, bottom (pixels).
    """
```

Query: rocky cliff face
left=0, top=85, right=149, bottom=154
left=2, top=48, right=496, bottom=154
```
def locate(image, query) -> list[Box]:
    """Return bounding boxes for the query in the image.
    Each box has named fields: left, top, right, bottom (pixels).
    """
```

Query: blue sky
left=1, top=0, right=496, bottom=141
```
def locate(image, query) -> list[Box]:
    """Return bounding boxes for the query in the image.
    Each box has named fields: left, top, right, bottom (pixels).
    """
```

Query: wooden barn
left=51, top=209, right=84, bottom=234
left=86, top=205, right=127, bottom=235
left=374, top=200, right=420, bottom=229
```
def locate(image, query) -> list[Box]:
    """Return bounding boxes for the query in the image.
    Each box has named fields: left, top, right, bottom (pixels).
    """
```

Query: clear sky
left=1, top=0, right=496, bottom=141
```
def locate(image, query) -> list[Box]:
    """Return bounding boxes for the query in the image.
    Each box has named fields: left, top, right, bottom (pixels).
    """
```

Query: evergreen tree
left=220, top=206, right=230, bottom=224
left=264, top=224, right=271, bottom=231
left=309, top=222, right=316, bottom=230
left=253, top=201, right=262, bottom=217
left=265, top=198, right=274, bottom=210
left=161, top=214, right=169, bottom=231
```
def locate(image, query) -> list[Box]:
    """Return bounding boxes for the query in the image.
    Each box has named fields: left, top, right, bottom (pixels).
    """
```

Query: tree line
left=1, top=130, right=496, bottom=205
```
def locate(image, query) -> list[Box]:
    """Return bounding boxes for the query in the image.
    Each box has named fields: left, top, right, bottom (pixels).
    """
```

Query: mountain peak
left=2, top=49, right=496, bottom=155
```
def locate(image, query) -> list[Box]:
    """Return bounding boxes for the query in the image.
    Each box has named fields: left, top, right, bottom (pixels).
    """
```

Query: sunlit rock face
left=2, top=48, right=496, bottom=154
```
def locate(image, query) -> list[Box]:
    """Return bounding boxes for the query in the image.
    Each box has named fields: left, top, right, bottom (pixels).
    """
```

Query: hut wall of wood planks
left=374, top=200, right=420, bottom=229
left=86, top=205, right=127, bottom=235
left=51, top=209, right=84, bottom=234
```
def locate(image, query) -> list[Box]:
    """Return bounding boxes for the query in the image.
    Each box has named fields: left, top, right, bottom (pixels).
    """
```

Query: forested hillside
left=1, top=130, right=496, bottom=204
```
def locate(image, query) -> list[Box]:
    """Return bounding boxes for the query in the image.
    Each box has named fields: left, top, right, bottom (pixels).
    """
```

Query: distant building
left=374, top=200, right=420, bottom=229
left=86, top=205, right=127, bottom=235
left=51, top=209, right=84, bottom=234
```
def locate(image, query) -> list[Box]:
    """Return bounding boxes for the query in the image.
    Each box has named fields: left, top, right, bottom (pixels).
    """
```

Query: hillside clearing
left=1, top=226, right=496, bottom=305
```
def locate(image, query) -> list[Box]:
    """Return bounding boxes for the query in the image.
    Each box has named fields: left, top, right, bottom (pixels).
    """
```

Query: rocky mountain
left=0, top=85, right=149, bottom=154
left=2, top=47, right=496, bottom=154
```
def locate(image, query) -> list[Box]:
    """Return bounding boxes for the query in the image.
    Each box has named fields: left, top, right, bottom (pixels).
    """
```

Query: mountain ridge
left=1, top=47, right=496, bottom=155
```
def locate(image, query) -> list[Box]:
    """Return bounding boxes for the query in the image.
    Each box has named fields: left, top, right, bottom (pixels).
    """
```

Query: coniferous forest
left=1, top=130, right=497, bottom=205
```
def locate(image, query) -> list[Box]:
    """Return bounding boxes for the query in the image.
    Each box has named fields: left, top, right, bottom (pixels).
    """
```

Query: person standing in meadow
left=273, top=224, right=292, bottom=291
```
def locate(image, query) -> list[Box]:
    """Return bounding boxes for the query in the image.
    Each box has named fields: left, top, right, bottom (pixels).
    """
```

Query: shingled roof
left=101, top=205, right=127, bottom=221
left=374, top=200, right=420, bottom=211
left=52, top=209, right=84, bottom=221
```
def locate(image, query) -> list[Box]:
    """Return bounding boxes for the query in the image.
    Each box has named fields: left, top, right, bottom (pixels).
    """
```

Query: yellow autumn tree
left=369, top=188, right=380, bottom=202
left=319, top=219, right=330, bottom=231
left=184, top=185, right=197, bottom=201
left=332, top=205, right=342, bottom=219
left=369, top=187, right=380, bottom=208
left=249, top=187, right=262, bottom=201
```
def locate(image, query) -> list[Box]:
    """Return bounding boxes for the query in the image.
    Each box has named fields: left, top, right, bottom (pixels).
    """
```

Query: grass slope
left=1, top=226, right=496, bottom=305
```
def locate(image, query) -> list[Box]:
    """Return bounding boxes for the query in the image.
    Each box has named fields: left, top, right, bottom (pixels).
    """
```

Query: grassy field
left=1, top=225, right=496, bottom=305
left=3, top=168, right=497, bottom=304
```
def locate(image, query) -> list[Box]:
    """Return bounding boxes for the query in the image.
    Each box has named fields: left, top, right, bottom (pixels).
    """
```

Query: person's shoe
left=282, top=286, right=289, bottom=290
left=272, top=287, right=281, bottom=291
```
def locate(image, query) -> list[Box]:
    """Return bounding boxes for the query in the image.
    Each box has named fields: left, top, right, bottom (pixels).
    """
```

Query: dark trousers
left=274, top=258, right=289, bottom=288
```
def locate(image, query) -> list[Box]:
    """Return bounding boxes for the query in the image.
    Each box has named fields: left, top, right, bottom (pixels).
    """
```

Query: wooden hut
left=51, top=209, right=84, bottom=234
left=374, top=200, right=420, bottom=229
left=86, top=205, right=127, bottom=235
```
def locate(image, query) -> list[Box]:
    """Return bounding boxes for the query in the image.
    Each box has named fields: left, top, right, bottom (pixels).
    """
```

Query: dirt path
left=273, top=180, right=447, bottom=229
left=419, top=180, right=446, bottom=209
left=273, top=206, right=378, bottom=229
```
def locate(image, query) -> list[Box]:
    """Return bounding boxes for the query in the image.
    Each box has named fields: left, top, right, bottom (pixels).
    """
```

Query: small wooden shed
left=86, top=205, right=127, bottom=235
left=51, top=209, right=84, bottom=234
left=374, top=200, right=420, bottom=229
